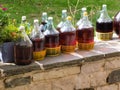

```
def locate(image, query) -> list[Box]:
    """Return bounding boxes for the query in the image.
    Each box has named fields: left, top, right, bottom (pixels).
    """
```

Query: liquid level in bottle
left=77, top=27, right=94, bottom=43
left=60, top=31, right=76, bottom=53
left=45, top=34, right=59, bottom=48
left=32, top=38, right=45, bottom=51
left=60, top=31, right=76, bottom=45
left=96, top=21, right=113, bottom=33
left=14, top=45, right=33, bottom=65
left=113, top=20, right=120, bottom=37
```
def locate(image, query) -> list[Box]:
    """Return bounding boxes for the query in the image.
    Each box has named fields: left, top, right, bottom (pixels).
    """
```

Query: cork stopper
left=83, top=12, right=88, bottom=16
left=67, top=16, right=72, bottom=21
left=62, top=10, right=67, bottom=13
left=42, top=12, right=47, bottom=16
left=22, top=16, right=26, bottom=21
left=34, top=19, right=39, bottom=23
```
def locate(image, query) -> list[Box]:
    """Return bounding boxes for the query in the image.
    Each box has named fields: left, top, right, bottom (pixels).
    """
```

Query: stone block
left=75, top=74, right=90, bottom=89
left=96, top=84, right=118, bottom=90
left=90, top=71, right=107, bottom=87
left=52, top=75, right=77, bottom=90
left=4, top=76, right=31, bottom=88
left=107, top=69, right=120, bottom=84
left=27, top=81, right=51, bottom=90
left=33, top=66, right=80, bottom=81
left=105, top=57, right=120, bottom=70
left=81, top=60, right=104, bottom=74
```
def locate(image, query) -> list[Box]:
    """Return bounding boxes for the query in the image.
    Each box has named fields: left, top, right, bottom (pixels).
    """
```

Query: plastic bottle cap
left=67, top=16, right=72, bottom=20
left=102, top=4, right=107, bottom=7
left=22, top=16, right=26, bottom=21
left=81, top=7, right=87, bottom=11
left=42, top=12, right=47, bottom=16
left=48, top=17, right=53, bottom=20
left=19, top=26, right=25, bottom=31
left=83, top=12, right=88, bottom=16
left=34, top=19, right=39, bottom=23
left=62, top=10, right=67, bottom=13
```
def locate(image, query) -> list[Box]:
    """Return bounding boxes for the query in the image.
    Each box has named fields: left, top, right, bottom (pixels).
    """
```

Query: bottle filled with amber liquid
left=44, top=17, right=60, bottom=56
left=14, top=26, right=33, bottom=65
left=40, top=12, right=48, bottom=32
left=77, top=12, right=94, bottom=50
left=57, top=10, right=67, bottom=32
left=113, top=11, right=120, bottom=38
left=96, top=4, right=113, bottom=40
left=31, top=19, right=46, bottom=60
left=60, top=16, right=76, bottom=53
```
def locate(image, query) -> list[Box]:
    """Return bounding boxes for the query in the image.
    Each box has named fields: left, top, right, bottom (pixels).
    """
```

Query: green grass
left=0, top=0, right=120, bottom=26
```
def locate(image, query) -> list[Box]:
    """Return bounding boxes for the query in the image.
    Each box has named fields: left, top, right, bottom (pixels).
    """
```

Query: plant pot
left=1, top=42, right=14, bottom=63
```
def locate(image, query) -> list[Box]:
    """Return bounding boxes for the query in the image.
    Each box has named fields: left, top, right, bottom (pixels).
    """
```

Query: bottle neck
left=34, top=23, right=39, bottom=32
left=62, top=13, right=67, bottom=21
left=47, top=20, right=55, bottom=30
left=42, top=15, right=47, bottom=23
left=98, top=6, right=112, bottom=22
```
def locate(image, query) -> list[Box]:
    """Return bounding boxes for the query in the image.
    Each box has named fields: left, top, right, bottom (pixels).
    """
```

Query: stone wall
left=0, top=56, right=120, bottom=90
left=0, top=39, right=120, bottom=90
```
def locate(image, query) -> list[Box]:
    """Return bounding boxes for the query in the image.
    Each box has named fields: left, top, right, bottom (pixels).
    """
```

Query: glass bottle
left=96, top=4, right=113, bottom=40
left=77, top=12, right=94, bottom=50
left=113, top=11, right=120, bottom=38
left=57, top=10, right=67, bottom=32
left=14, top=26, right=33, bottom=65
left=60, top=16, right=76, bottom=53
left=44, top=17, right=60, bottom=56
left=31, top=19, right=46, bottom=60
left=40, top=12, right=48, bottom=32
left=20, top=16, right=31, bottom=36
left=76, top=7, right=87, bottom=28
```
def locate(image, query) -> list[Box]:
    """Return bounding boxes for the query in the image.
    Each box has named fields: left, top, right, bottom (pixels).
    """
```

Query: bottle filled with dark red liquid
left=44, top=17, right=60, bottom=56
left=113, top=11, right=120, bottom=38
left=57, top=10, right=67, bottom=32
left=40, top=12, right=48, bottom=32
left=14, top=26, right=33, bottom=65
left=31, top=19, right=46, bottom=60
left=96, top=4, right=113, bottom=40
left=77, top=12, right=94, bottom=50
left=60, top=16, right=76, bottom=53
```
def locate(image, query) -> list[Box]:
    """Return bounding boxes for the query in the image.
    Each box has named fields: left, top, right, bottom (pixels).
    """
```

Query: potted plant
left=0, top=19, right=20, bottom=63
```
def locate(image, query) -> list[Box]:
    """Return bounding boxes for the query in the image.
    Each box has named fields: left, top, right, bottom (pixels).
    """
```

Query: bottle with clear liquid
left=113, top=11, right=120, bottom=38
left=14, top=26, right=33, bottom=65
left=44, top=17, right=60, bottom=56
left=76, top=7, right=87, bottom=28
left=31, top=19, right=46, bottom=60
left=20, top=16, right=31, bottom=36
left=96, top=4, right=113, bottom=40
left=60, top=16, right=76, bottom=53
left=40, top=12, right=48, bottom=32
left=77, top=12, right=94, bottom=50
left=57, top=10, right=67, bottom=32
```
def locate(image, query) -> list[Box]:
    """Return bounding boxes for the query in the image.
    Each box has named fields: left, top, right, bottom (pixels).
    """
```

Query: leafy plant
left=0, top=5, right=9, bottom=29
left=0, top=19, right=20, bottom=43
